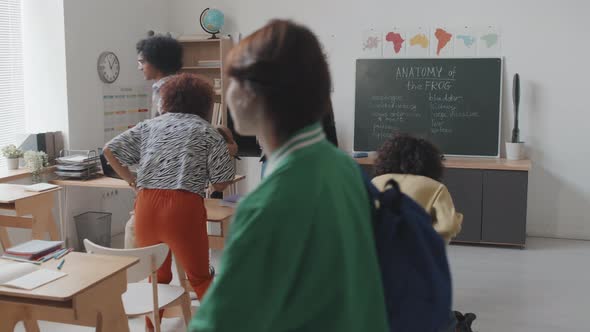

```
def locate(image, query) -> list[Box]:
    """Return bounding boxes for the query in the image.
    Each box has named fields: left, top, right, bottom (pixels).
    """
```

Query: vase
left=6, top=158, right=19, bottom=170
left=505, top=142, right=525, bottom=160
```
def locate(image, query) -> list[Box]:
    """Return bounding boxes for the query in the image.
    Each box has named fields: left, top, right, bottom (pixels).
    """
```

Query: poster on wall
left=478, top=26, right=501, bottom=56
left=406, top=27, right=430, bottom=57
left=361, top=29, right=383, bottom=57
left=431, top=26, right=454, bottom=56
left=382, top=28, right=407, bottom=57
left=454, top=26, right=478, bottom=57
left=103, top=86, right=150, bottom=144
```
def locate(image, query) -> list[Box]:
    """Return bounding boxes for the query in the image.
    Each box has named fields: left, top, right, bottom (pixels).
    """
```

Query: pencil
left=57, top=259, right=65, bottom=270
left=55, top=248, right=73, bottom=259
left=52, top=248, right=67, bottom=259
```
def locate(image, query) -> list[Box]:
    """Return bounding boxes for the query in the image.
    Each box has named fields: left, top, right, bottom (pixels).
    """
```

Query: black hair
left=136, top=36, right=183, bottom=75
left=375, top=134, right=444, bottom=181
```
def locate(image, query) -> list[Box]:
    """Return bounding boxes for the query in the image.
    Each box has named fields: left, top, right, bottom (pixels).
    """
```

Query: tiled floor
left=14, top=237, right=590, bottom=332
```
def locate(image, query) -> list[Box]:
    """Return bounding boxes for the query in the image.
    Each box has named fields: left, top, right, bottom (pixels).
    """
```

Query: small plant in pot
left=24, top=151, right=48, bottom=183
left=506, top=73, right=525, bottom=160
left=1, top=144, right=24, bottom=170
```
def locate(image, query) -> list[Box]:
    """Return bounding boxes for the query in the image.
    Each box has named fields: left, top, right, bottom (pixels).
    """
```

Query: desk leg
left=57, top=189, right=65, bottom=245
left=16, top=193, right=59, bottom=242
left=95, top=298, right=129, bottom=332
left=23, top=320, right=40, bottom=332
left=0, top=225, right=11, bottom=250
left=74, top=270, right=130, bottom=332
left=0, top=303, right=39, bottom=332
left=0, top=302, right=19, bottom=331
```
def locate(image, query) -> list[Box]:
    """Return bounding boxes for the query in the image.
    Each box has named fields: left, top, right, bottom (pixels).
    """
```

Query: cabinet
left=358, top=157, right=531, bottom=247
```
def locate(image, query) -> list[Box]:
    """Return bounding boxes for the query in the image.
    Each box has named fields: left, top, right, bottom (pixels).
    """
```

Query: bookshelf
left=178, top=36, right=233, bottom=126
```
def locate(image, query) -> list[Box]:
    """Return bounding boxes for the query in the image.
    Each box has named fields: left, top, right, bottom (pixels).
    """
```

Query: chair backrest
left=83, top=239, right=169, bottom=283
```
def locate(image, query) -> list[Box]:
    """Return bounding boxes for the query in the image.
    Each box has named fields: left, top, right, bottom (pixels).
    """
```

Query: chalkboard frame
left=353, top=57, right=503, bottom=158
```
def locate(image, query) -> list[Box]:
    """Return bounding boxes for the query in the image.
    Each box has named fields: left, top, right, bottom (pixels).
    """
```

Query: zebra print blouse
left=106, top=112, right=235, bottom=197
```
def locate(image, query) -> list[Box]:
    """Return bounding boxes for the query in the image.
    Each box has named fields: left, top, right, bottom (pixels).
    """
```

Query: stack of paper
left=55, top=153, right=100, bottom=178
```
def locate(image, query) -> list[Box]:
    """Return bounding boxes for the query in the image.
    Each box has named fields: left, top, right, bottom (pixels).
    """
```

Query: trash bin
left=75, top=211, right=112, bottom=250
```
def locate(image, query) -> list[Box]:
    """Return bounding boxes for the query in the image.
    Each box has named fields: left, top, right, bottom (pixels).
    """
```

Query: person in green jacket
left=189, top=19, right=389, bottom=332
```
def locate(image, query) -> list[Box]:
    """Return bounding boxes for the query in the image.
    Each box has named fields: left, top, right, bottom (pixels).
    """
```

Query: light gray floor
left=15, top=237, right=590, bottom=332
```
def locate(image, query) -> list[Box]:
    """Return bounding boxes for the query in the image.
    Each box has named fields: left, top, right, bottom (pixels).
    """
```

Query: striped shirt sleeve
left=106, top=122, right=143, bottom=167
left=207, top=132, right=235, bottom=184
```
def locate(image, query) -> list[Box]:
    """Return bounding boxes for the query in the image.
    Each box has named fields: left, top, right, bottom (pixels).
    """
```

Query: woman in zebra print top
left=104, top=73, right=235, bottom=328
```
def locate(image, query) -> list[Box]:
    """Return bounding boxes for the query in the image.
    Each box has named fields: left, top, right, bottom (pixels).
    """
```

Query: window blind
left=0, top=0, right=24, bottom=167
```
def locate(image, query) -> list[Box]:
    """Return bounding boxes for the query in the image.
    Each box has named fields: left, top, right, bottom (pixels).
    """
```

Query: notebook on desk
left=0, top=262, right=66, bottom=290
left=4, top=240, right=63, bottom=260
left=24, top=183, right=59, bottom=193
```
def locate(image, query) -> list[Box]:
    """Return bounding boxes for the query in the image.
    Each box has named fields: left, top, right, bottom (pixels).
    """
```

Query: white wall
left=22, top=0, right=69, bottom=140
left=169, top=0, right=590, bottom=240
left=59, top=0, right=169, bottom=246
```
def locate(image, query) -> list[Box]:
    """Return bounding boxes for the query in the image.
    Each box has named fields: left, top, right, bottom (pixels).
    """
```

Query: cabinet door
left=482, top=171, right=528, bottom=245
left=442, top=169, right=483, bottom=242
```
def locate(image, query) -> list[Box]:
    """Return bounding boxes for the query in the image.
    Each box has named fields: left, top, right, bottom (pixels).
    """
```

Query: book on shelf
left=217, top=103, right=224, bottom=125
left=197, top=60, right=221, bottom=67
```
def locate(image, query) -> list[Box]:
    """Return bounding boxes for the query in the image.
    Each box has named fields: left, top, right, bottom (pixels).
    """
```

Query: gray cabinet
left=444, top=168, right=529, bottom=247
left=357, top=157, right=530, bottom=247
left=442, top=169, right=483, bottom=243
left=481, top=171, right=528, bottom=245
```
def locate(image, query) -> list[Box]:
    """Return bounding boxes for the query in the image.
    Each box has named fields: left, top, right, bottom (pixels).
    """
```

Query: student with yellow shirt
left=372, top=134, right=473, bottom=332
left=372, top=134, right=463, bottom=243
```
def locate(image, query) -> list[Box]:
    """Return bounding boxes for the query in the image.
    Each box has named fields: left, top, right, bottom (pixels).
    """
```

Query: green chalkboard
left=354, top=58, right=502, bottom=156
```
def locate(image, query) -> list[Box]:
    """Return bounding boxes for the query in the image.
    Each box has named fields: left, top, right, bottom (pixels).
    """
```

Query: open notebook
left=0, top=262, right=66, bottom=290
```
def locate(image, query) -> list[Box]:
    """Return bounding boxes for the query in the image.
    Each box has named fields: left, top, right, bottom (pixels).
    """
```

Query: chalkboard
left=354, top=58, right=502, bottom=156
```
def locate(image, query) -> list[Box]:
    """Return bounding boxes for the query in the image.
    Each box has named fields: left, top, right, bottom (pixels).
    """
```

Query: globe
left=200, top=8, right=224, bottom=39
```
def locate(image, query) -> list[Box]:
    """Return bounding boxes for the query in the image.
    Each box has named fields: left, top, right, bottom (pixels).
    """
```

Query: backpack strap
left=380, top=179, right=402, bottom=212
left=358, top=167, right=403, bottom=219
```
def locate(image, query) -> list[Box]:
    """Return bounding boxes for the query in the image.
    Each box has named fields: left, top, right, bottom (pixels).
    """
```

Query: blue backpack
left=361, top=172, right=453, bottom=332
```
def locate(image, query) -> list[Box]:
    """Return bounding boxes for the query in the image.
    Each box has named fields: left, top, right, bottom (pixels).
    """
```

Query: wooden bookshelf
left=179, top=36, right=233, bottom=126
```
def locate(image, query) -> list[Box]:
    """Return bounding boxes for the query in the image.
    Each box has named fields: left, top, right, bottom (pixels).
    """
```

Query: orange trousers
left=135, top=189, right=212, bottom=299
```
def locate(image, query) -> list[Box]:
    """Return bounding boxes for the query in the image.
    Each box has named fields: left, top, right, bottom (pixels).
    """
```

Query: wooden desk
left=50, top=174, right=246, bottom=190
left=204, top=199, right=236, bottom=250
left=0, top=167, right=57, bottom=184
left=358, top=156, right=532, bottom=247
left=0, top=184, right=62, bottom=250
left=0, top=252, right=138, bottom=332
left=50, top=175, right=239, bottom=249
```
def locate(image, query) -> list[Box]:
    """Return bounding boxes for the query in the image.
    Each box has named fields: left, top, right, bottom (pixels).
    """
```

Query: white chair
left=83, top=239, right=192, bottom=332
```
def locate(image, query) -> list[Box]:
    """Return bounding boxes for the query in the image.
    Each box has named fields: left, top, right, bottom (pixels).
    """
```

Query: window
left=0, top=0, right=24, bottom=167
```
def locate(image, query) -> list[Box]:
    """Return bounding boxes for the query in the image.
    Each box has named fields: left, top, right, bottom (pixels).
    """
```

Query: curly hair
left=136, top=35, right=183, bottom=75
left=160, top=73, right=214, bottom=119
left=374, top=134, right=444, bottom=181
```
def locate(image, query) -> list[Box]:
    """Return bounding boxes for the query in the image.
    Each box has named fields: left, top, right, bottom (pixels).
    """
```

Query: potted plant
left=24, top=151, right=48, bottom=183
left=1, top=144, right=24, bottom=170
left=506, top=73, right=525, bottom=160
